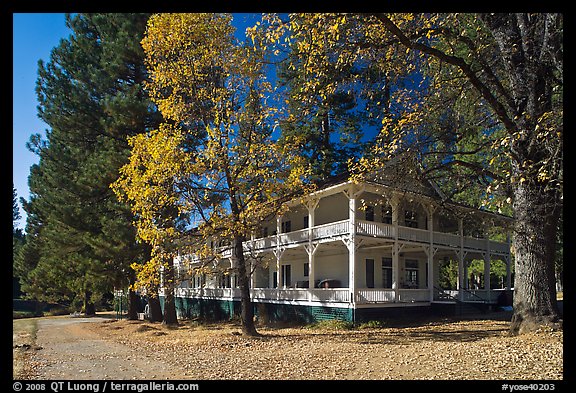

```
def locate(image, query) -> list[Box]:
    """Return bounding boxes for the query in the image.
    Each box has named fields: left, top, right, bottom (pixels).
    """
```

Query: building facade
left=167, top=171, right=513, bottom=323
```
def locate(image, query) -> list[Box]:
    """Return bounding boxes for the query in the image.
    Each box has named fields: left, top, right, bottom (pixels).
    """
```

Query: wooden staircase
left=432, top=287, right=493, bottom=317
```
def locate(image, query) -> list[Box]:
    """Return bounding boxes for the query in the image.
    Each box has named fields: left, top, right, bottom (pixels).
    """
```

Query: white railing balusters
left=225, top=219, right=508, bottom=256
left=355, top=289, right=396, bottom=303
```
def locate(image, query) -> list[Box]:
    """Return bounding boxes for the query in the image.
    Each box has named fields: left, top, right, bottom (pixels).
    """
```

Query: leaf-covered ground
left=18, top=312, right=562, bottom=381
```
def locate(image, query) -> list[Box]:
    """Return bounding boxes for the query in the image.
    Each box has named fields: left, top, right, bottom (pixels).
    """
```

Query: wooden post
left=427, top=204, right=435, bottom=302
left=276, top=215, right=282, bottom=288
left=391, top=194, right=400, bottom=302
left=458, top=217, right=465, bottom=301
left=306, top=198, right=319, bottom=289
left=348, top=190, right=356, bottom=301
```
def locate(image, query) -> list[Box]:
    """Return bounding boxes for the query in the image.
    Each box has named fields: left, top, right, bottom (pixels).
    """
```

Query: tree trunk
left=234, top=235, right=258, bottom=336
left=510, top=172, right=562, bottom=334
left=126, top=288, right=139, bottom=321
left=148, top=294, right=163, bottom=322
left=162, top=257, right=178, bottom=325
left=83, top=289, right=96, bottom=316
left=163, top=292, right=178, bottom=325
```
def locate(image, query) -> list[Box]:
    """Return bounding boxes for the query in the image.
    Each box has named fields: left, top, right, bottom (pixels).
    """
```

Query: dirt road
left=15, top=315, right=189, bottom=380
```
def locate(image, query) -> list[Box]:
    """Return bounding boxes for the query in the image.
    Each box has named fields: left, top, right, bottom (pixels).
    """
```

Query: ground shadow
left=253, top=310, right=513, bottom=344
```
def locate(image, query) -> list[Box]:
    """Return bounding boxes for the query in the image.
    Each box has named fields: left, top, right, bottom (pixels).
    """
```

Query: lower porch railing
left=175, top=287, right=432, bottom=304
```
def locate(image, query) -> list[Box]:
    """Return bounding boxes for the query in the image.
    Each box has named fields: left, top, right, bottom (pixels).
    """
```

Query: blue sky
left=12, top=13, right=262, bottom=231
left=12, top=13, right=375, bottom=231
left=13, top=13, right=71, bottom=230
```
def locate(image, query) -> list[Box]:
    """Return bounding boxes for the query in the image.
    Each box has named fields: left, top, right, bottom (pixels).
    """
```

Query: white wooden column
left=305, top=244, right=318, bottom=296
left=308, top=247, right=316, bottom=291
left=348, top=191, right=357, bottom=299
left=458, top=217, right=465, bottom=301
left=275, top=215, right=282, bottom=288
left=306, top=198, right=319, bottom=289
left=391, top=194, right=400, bottom=302
left=343, top=185, right=364, bottom=303
left=273, top=247, right=285, bottom=288
left=506, top=234, right=512, bottom=290
left=427, top=204, right=435, bottom=301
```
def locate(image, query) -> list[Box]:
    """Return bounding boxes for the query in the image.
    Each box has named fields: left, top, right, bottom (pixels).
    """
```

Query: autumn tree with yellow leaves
left=113, top=13, right=310, bottom=334
left=114, top=13, right=561, bottom=335
left=254, top=13, right=562, bottom=334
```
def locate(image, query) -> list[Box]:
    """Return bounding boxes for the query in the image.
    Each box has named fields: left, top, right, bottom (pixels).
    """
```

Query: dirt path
left=20, top=315, right=189, bottom=380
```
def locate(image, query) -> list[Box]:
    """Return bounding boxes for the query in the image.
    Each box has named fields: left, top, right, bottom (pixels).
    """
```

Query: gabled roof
left=363, top=153, right=446, bottom=200
left=305, top=153, right=513, bottom=223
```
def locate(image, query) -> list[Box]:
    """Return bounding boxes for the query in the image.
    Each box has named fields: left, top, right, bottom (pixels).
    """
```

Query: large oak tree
left=259, top=13, right=562, bottom=334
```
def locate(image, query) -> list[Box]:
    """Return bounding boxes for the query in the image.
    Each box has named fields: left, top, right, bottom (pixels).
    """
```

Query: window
left=304, top=262, right=309, bottom=277
left=404, top=259, right=419, bottom=288
left=281, top=264, right=292, bottom=287
left=382, top=257, right=392, bottom=288
left=193, top=274, right=205, bottom=288
left=365, top=205, right=375, bottom=221
left=303, top=215, right=309, bottom=229
left=261, top=226, right=268, bottom=238
left=366, top=259, right=375, bottom=288
left=405, top=210, right=419, bottom=228
left=382, top=205, right=392, bottom=224
left=281, top=220, right=292, bottom=233
left=219, top=273, right=231, bottom=288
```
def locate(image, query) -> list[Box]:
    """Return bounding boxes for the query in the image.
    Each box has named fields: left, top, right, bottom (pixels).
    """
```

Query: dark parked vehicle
left=294, top=280, right=322, bottom=288
left=317, top=279, right=341, bottom=288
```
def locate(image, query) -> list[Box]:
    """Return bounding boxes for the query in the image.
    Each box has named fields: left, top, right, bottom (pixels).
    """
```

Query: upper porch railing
left=246, top=219, right=509, bottom=255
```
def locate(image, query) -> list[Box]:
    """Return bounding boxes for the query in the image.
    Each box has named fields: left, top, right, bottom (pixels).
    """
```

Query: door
left=382, top=257, right=392, bottom=288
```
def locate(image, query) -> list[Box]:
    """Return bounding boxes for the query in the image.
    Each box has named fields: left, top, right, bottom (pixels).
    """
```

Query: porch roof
left=289, top=177, right=513, bottom=225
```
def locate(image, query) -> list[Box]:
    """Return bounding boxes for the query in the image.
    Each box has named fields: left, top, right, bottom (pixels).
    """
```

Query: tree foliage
left=18, top=13, right=562, bottom=335
left=16, top=14, right=161, bottom=316
left=113, top=13, right=310, bottom=334
left=265, top=13, right=562, bottom=333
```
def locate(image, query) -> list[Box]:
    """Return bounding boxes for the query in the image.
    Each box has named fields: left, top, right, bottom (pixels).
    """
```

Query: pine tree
left=13, top=185, right=25, bottom=298
left=270, top=14, right=385, bottom=181
left=17, top=14, right=162, bottom=317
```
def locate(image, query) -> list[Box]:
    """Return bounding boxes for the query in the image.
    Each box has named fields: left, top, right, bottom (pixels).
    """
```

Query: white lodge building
left=169, top=168, right=513, bottom=323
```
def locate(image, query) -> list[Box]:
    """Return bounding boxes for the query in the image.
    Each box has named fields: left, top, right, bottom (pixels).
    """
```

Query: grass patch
left=13, top=318, right=38, bottom=342
left=305, top=319, right=387, bottom=331
left=305, top=319, right=355, bottom=330
left=357, top=320, right=387, bottom=329
left=13, top=318, right=40, bottom=379
left=13, top=310, right=43, bottom=319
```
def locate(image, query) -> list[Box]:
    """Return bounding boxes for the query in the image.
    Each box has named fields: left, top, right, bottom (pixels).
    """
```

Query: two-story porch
left=171, top=179, right=513, bottom=323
